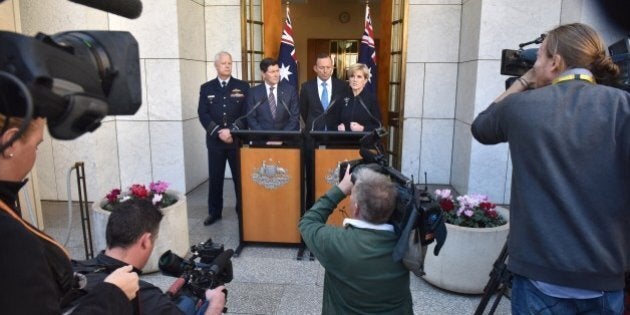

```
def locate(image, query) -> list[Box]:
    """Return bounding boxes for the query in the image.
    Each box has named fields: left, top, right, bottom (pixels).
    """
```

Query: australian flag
left=358, top=4, right=377, bottom=95
left=278, top=7, right=298, bottom=89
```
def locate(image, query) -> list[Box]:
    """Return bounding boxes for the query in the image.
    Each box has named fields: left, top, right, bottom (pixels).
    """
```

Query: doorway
left=241, top=0, right=407, bottom=168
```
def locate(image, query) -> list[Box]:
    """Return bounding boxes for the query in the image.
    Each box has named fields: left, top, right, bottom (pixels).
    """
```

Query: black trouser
left=303, top=138, right=316, bottom=211
left=207, top=147, right=240, bottom=218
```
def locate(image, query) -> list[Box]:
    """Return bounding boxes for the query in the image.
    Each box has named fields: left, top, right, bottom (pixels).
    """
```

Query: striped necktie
left=269, top=86, right=277, bottom=119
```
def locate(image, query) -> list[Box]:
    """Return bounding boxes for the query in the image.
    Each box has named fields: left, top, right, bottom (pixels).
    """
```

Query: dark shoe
left=203, top=215, right=219, bottom=226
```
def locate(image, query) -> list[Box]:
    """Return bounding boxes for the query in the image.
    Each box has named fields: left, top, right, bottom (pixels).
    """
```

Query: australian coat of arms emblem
left=252, top=159, right=290, bottom=189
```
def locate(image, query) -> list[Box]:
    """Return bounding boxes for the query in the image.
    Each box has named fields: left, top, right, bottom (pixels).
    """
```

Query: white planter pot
left=422, top=206, right=509, bottom=294
left=90, top=190, right=190, bottom=273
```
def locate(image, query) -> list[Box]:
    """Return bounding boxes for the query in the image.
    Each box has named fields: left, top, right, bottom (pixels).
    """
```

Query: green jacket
left=299, top=187, right=413, bottom=315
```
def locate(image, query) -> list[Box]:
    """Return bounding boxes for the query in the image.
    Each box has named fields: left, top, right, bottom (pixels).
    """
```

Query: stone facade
left=0, top=0, right=624, bottom=203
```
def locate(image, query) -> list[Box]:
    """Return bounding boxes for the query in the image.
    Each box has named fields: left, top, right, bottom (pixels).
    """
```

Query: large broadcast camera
left=159, top=238, right=234, bottom=304
left=338, top=128, right=447, bottom=266
left=0, top=0, right=144, bottom=153
left=500, top=33, right=630, bottom=91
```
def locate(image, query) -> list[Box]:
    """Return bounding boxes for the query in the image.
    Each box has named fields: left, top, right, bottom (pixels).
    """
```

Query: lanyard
left=552, top=73, right=595, bottom=85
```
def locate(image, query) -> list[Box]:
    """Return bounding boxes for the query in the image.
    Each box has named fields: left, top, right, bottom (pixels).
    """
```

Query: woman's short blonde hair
left=346, top=63, right=371, bottom=81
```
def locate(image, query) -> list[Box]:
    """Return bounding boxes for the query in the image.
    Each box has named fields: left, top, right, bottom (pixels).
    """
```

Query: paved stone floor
left=42, top=180, right=511, bottom=314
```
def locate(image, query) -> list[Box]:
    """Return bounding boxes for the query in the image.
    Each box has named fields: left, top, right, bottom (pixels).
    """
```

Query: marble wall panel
left=458, top=0, right=481, bottom=62
left=49, top=121, right=119, bottom=201
left=423, top=63, right=458, bottom=119
left=420, top=119, right=454, bottom=184
left=468, top=141, right=509, bottom=203
left=406, top=4, right=461, bottom=63
left=472, top=60, right=505, bottom=117
left=183, top=119, right=208, bottom=192
left=145, top=59, right=183, bottom=121
left=455, top=60, right=477, bottom=124
left=400, top=118, right=423, bottom=180
left=109, top=0, right=179, bottom=59
left=476, top=0, right=561, bottom=60
left=204, top=5, right=242, bottom=63
left=450, top=120, right=471, bottom=194
left=19, top=0, right=107, bottom=35
left=180, top=60, right=207, bottom=120
left=150, top=122, right=186, bottom=192
left=402, top=63, right=425, bottom=119
left=503, top=152, right=513, bottom=203
left=205, top=0, right=240, bottom=5
left=410, top=0, right=461, bottom=4
left=178, top=0, right=206, bottom=61
left=116, top=121, right=153, bottom=187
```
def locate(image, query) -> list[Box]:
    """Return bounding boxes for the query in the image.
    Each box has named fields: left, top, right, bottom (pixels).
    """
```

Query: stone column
left=401, top=1, right=461, bottom=185
left=18, top=0, right=208, bottom=200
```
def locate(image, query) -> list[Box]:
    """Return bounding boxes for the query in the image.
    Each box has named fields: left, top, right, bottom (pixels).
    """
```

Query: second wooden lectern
left=309, top=131, right=370, bottom=226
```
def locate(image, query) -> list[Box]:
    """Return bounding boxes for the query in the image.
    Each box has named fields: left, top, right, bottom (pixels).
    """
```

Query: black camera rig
left=338, top=128, right=447, bottom=264
left=0, top=0, right=144, bottom=155
left=159, top=238, right=234, bottom=305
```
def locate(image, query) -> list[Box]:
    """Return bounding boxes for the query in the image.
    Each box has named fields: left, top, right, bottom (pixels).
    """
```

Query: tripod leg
left=474, top=242, right=509, bottom=315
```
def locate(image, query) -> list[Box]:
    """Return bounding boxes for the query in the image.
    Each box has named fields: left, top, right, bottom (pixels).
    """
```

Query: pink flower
left=102, top=180, right=177, bottom=211
left=435, top=190, right=506, bottom=228
left=150, top=181, right=169, bottom=194
left=435, top=189, right=452, bottom=199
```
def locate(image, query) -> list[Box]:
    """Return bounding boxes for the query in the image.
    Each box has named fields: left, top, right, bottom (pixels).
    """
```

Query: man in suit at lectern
left=246, top=58, right=300, bottom=132
left=299, top=53, right=349, bottom=132
left=299, top=53, right=350, bottom=208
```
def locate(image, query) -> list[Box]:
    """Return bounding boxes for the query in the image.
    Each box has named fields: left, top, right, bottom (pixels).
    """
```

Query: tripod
left=474, top=242, right=512, bottom=315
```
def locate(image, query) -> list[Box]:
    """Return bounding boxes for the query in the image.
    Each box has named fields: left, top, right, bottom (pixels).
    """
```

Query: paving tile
left=40, top=180, right=511, bottom=314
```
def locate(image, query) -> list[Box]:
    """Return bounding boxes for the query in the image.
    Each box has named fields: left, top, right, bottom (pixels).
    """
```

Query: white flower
left=152, top=193, right=163, bottom=205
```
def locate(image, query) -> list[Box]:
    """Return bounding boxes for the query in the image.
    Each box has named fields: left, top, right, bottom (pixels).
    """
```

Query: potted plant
left=422, top=189, right=509, bottom=294
left=91, top=181, right=190, bottom=273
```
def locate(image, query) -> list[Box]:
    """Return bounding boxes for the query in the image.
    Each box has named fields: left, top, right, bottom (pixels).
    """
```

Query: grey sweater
left=471, top=79, right=630, bottom=291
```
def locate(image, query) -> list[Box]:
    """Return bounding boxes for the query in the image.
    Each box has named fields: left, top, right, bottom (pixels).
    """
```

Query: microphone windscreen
left=68, top=0, right=143, bottom=19
left=209, top=249, right=234, bottom=275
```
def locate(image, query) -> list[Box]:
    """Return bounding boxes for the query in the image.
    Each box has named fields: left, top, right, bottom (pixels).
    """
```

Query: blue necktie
left=321, top=81, right=329, bottom=110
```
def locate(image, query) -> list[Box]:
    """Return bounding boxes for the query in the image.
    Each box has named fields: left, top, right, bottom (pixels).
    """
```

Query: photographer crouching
left=69, top=199, right=226, bottom=315
left=472, top=23, right=630, bottom=314
left=299, top=165, right=413, bottom=314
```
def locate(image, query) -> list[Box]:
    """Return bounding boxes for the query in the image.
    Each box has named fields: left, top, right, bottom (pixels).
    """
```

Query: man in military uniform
left=197, top=51, right=249, bottom=226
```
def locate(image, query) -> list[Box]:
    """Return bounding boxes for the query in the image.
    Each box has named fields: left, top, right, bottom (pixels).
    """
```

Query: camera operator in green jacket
left=299, top=166, right=413, bottom=315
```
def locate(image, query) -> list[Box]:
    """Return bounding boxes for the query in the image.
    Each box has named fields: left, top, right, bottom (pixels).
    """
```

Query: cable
left=63, top=165, right=75, bottom=246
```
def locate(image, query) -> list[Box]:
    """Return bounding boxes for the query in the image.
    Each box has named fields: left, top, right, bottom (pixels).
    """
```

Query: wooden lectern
left=309, top=131, right=370, bottom=226
left=231, top=130, right=303, bottom=256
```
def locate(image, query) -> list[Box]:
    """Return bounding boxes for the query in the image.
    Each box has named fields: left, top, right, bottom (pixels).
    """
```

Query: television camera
left=159, top=238, right=234, bottom=304
left=0, top=0, right=144, bottom=154
left=338, top=128, right=447, bottom=265
left=500, top=33, right=630, bottom=92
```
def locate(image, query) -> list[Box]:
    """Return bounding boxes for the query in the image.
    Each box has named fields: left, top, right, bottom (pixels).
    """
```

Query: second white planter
left=422, top=207, right=510, bottom=294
